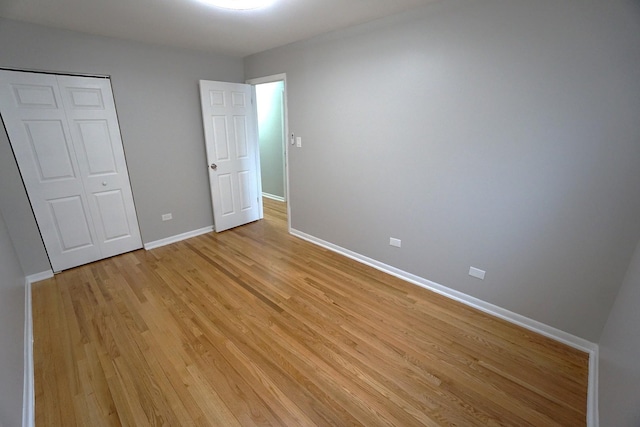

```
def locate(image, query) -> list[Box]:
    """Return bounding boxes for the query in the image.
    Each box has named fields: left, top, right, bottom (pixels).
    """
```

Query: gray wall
left=0, top=18, right=244, bottom=273
left=0, top=210, right=25, bottom=427
left=598, top=239, right=640, bottom=426
left=256, top=81, right=285, bottom=199
left=0, top=117, right=50, bottom=275
left=245, top=0, right=640, bottom=342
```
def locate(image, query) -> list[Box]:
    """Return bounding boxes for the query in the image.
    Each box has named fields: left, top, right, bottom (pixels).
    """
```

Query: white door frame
left=246, top=73, right=291, bottom=233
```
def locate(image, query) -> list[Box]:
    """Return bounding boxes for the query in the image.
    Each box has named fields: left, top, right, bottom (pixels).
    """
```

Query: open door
left=199, top=80, right=262, bottom=232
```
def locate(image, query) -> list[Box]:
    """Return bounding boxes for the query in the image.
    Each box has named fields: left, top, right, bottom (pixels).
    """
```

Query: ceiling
left=0, top=0, right=439, bottom=57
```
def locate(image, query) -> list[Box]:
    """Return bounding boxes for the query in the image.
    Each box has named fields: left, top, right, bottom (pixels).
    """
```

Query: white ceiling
left=0, top=0, right=438, bottom=57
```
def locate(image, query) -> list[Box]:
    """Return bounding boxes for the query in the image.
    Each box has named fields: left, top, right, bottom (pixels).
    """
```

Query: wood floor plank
left=32, top=197, right=589, bottom=426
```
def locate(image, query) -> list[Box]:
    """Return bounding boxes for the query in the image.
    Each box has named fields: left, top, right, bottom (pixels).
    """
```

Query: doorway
left=247, top=74, right=290, bottom=229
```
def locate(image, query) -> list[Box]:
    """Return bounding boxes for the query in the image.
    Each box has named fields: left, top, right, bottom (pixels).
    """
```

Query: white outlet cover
left=469, top=266, right=486, bottom=280
left=389, top=237, right=401, bottom=248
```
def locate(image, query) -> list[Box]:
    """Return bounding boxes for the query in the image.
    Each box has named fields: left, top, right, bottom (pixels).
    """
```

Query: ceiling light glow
left=197, top=0, right=275, bottom=10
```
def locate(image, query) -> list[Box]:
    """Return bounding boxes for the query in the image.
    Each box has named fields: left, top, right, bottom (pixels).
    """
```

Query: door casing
left=246, top=73, right=291, bottom=233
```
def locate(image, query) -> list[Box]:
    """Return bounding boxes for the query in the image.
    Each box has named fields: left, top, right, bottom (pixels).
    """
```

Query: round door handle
left=102, top=181, right=108, bottom=186
left=210, top=163, right=217, bottom=170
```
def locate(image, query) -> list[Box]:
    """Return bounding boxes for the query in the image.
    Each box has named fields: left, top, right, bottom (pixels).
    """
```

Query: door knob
left=210, top=163, right=217, bottom=170
left=102, top=181, right=107, bottom=186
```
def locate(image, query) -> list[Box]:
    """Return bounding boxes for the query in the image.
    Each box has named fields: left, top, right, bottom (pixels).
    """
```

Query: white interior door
left=199, top=80, right=262, bottom=232
left=0, top=70, right=142, bottom=272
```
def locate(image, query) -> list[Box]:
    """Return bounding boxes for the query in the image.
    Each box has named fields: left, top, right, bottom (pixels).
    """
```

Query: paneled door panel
left=23, top=120, right=76, bottom=181
left=48, top=195, right=95, bottom=252
left=0, top=70, right=102, bottom=270
left=0, top=70, right=141, bottom=271
left=199, top=80, right=261, bottom=232
left=75, top=120, right=118, bottom=175
left=93, top=190, right=131, bottom=241
left=11, top=83, right=58, bottom=108
left=57, top=75, right=142, bottom=259
left=238, top=171, right=252, bottom=211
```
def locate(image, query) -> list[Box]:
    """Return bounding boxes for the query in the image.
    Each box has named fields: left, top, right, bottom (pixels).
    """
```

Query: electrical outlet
left=469, top=266, right=486, bottom=280
left=296, top=136, right=302, bottom=147
left=389, top=237, right=401, bottom=248
left=162, top=213, right=172, bottom=221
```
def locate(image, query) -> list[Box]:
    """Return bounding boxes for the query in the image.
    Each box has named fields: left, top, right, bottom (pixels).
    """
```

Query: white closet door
left=0, top=70, right=142, bottom=272
left=56, top=75, right=142, bottom=260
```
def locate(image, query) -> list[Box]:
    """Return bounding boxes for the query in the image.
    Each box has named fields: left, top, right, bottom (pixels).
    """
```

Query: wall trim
left=290, top=228, right=599, bottom=426
left=587, top=347, right=599, bottom=427
left=262, top=192, right=285, bottom=202
left=246, top=73, right=291, bottom=233
left=22, top=277, right=33, bottom=427
left=143, top=226, right=214, bottom=250
left=25, top=270, right=54, bottom=284
left=23, top=271, right=51, bottom=427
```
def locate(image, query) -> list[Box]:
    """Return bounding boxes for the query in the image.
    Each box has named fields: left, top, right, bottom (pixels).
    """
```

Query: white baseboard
left=26, top=270, right=54, bottom=284
left=22, top=272, right=50, bottom=427
left=262, top=192, right=285, bottom=202
left=587, top=347, right=599, bottom=427
left=23, top=271, right=53, bottom=427
left=144, top=226, right=214, bottom=250
left=290, top=228, right=599, bottom=426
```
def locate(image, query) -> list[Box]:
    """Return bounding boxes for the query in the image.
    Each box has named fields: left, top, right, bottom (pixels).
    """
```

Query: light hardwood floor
left=33, top=198, right=589, bottom=426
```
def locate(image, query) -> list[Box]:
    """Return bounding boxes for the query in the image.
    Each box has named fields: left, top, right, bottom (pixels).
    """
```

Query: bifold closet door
left=0, top=70, right=142, bottom=272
